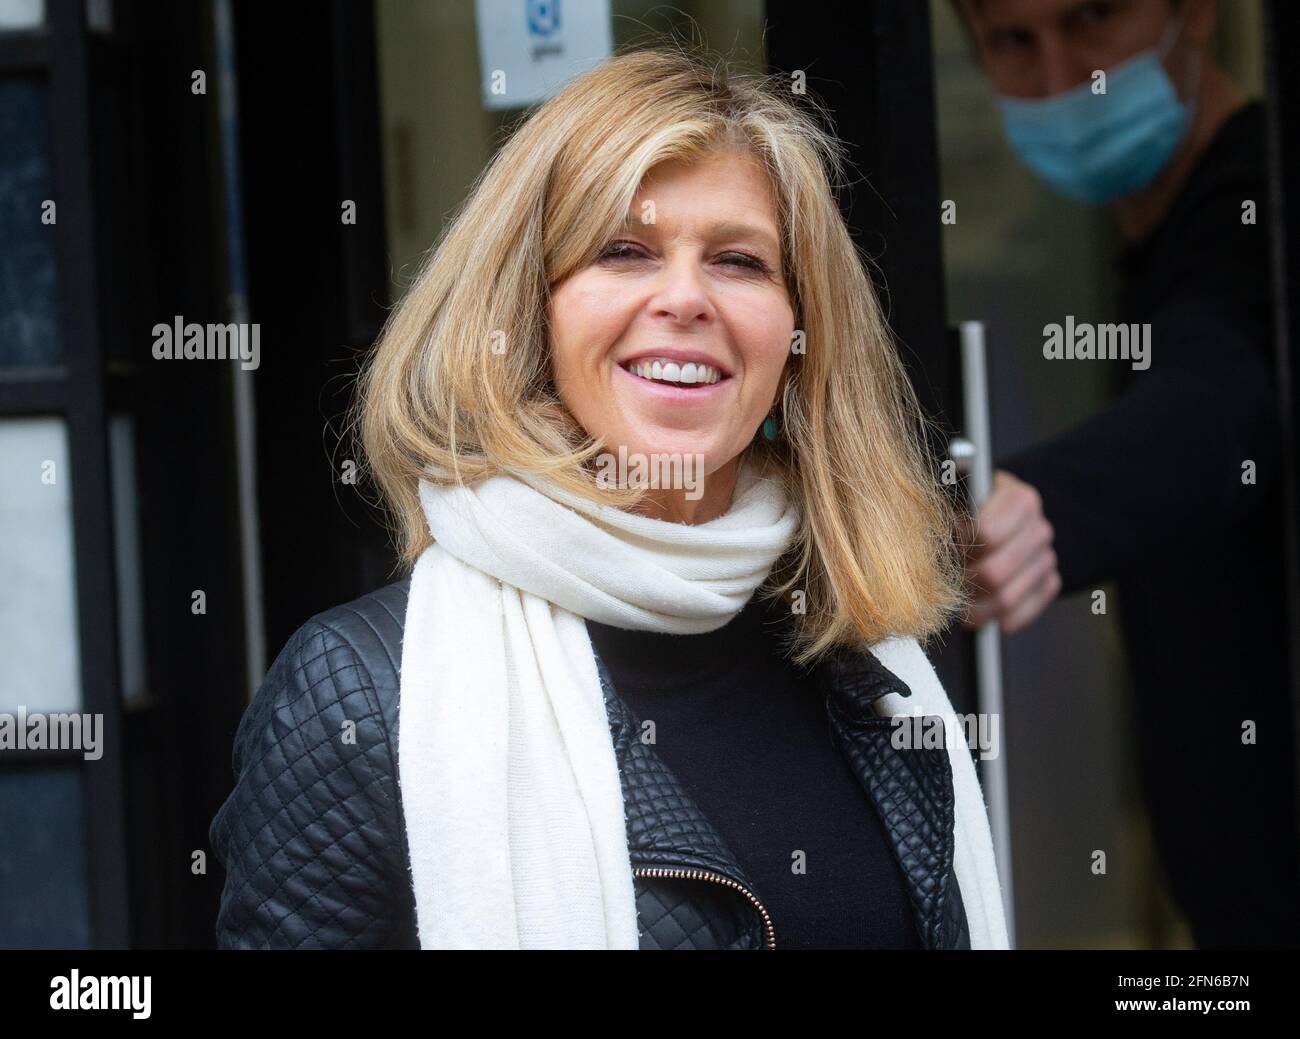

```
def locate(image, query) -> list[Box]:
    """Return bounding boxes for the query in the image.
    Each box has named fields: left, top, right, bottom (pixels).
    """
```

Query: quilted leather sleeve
left=208, top=613, right=418, bottom=949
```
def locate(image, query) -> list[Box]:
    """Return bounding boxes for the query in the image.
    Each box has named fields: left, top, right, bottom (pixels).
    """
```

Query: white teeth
left=626, top=358, right=723, bottom=385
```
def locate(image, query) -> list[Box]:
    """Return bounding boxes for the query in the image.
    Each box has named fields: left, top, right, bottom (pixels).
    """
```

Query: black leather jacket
left=209, top=579, right=971, bottom=949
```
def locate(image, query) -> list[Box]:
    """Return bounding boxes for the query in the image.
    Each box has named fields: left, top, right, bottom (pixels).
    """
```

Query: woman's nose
left=646, top=254, right=715, bottom=324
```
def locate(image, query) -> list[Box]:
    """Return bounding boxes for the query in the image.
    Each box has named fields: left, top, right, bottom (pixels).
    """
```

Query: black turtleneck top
left=585, top=592, right=921, bottom=949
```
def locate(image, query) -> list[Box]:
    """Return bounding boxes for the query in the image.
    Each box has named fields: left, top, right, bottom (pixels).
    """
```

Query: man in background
left=953, top=0, right=1299, bottom=947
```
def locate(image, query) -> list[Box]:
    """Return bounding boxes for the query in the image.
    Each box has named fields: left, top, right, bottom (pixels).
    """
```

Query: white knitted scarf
left=398, top=457, right=1009, bottom=949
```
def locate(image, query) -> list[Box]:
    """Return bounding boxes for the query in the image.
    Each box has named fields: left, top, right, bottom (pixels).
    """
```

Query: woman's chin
left=601, top=434, right=721, bottom=464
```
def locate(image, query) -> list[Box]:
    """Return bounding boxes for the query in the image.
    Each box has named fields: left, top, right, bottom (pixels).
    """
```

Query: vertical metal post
left=954, top=320, right=1016, bottom=946
left=214, top=0, right=266, bottom=697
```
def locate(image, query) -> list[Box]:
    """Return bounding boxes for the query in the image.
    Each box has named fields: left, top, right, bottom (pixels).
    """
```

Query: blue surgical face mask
left=995, top=12, right=1201, bottom=204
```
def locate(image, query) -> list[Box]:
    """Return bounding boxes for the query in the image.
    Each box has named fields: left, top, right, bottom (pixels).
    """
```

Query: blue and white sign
left=474, top=0, right=613, bottom=111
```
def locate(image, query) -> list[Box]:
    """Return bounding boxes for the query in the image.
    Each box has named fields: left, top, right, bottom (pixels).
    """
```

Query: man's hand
left=961, top=470, right=1062, bottom=634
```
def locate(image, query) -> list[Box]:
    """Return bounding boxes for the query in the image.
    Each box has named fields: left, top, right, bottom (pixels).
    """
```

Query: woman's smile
left=614, top=356, right=735, bottom=404
left=622, top=358, right=726, bottom=385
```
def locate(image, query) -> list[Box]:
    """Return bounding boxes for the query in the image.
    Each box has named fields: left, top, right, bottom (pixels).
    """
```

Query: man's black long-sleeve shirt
left=1001, top=100, right=1300, bottom=946
left=1003, top=101, right=1279, bottom=587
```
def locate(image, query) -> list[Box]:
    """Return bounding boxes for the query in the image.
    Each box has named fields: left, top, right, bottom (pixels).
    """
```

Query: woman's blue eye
left=598, top=242, right=770, bottom=274
left=600, top=242, right=641, bottom=260
left=720, top=252, right=771, bottom=273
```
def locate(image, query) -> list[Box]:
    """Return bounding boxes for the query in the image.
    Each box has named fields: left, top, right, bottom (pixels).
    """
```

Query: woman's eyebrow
left=618, top=215, right=780, bottom=253
left=711, top=221, right=781, bottom=253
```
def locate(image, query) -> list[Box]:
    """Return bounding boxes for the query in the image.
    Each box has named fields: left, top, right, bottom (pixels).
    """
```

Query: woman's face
left=548, top=150, right=795, bottom=487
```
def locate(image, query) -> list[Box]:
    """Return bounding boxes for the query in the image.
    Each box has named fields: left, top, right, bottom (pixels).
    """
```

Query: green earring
left=762, top=414, right=779, bottom=442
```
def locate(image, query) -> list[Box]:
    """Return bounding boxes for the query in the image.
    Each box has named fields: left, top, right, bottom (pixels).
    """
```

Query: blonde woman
left=209, top=44, right=1009, bottom=950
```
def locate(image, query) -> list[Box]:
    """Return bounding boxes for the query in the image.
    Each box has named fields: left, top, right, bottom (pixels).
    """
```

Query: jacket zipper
left=632, top=865, right=777, bottom=949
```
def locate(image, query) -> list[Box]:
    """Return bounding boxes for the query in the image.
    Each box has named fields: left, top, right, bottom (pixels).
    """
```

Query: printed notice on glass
left=474, top=0, right=613, bottom=111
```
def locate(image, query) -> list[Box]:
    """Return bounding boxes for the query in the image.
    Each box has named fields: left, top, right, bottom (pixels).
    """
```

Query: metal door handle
left=949, top=319, right=1017, bottom=947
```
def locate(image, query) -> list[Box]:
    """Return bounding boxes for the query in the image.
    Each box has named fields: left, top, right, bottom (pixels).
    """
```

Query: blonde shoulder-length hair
left=354, top=42, right=964, bottom=666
